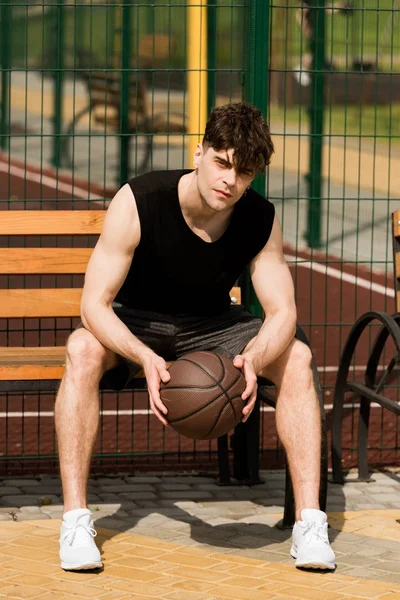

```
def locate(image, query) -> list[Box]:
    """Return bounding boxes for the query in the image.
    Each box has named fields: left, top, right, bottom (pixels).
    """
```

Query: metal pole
left=207, top=0, right=217, bottom=114
left=305, top=0, right=326, bottom=248
left=243, top=0, right=270, bottom=317
left=187, top=0, right=208, bottom=167
left=0, top=2, right=11, bottom=152
left=119, top=1, right=132, bottom=184
left=51, top=0, right=65, bottom=168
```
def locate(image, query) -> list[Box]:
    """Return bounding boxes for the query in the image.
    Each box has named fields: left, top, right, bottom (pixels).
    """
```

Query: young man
left=55, top=101, right=335, bottom=571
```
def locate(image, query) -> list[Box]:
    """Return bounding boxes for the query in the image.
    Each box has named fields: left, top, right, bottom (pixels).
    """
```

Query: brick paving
left=0, top=470, right=399, bottom=598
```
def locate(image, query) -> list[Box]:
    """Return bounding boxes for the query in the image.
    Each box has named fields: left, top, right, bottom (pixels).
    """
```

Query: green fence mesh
left=0, top=0, right=399, bottom=474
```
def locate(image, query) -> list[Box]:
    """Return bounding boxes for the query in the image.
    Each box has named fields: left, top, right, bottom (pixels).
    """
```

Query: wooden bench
left=0, top=211, right=238, bottom=386
left=64, top=35, right=186, bottom=173
left=0, top=209, right=328, bottom=527
left=331, top=209, right=400, bottom=483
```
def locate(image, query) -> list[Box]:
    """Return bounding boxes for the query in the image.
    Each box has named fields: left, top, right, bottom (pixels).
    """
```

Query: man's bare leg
left=255, top=338, right=335, bottom=569
left=55, top=329, right=118, bottom=513
left=258, top=339, right=321, bottom=520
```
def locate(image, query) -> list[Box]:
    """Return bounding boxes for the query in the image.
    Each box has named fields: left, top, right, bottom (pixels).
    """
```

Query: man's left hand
left=233, top=354, right=258, bottom=422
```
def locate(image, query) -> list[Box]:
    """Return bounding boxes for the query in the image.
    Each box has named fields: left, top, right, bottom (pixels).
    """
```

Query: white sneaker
left=290, top=509, right=336, bottom=570
left=60, top=508, right=103, bottom=570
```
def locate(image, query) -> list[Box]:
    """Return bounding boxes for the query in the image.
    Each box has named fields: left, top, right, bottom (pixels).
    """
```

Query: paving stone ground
left=0, top=469, right=399, bottom=598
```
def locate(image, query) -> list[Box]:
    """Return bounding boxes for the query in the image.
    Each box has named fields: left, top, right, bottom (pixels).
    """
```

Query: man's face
left=194, top=146, right=255, bottom=212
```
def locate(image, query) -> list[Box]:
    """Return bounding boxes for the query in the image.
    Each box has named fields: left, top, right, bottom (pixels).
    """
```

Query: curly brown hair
left=202, top=102, right=274, bottom=174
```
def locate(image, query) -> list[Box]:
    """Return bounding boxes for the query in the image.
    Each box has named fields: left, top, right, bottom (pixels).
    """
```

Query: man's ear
left=193, top=143, right=203, bottom=168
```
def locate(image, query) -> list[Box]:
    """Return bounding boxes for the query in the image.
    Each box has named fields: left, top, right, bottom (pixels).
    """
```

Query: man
left=55, top=101, right=335, bottom=571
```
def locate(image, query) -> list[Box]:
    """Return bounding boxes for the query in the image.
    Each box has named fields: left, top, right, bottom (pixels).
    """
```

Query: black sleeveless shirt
left=115, top=170, right=275, bottom=317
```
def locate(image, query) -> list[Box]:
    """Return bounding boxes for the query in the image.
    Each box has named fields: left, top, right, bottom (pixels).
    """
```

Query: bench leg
left=217, top=434, right=231, bottom=485
left=278, top=464, right=295, bottom=529
left=139, top=132, right=153, bottom=174
left=131, top=118, right=153, bottom=175
left=231, top=421, right=248, bottom=481
left=63, top=104, right=93, bottom=169
left=358, top=396, right=373, bottom=481
left=244, top=396, right=263, bottom=485
left=231, top=397, right=263, bottom=485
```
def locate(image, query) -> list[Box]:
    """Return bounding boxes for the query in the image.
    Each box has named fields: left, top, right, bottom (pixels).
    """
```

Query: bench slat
left=0, top=287, right=241, bottom=318
left=0, top=211, right=105, bottom=235
left=0, top=364, right=66, bottom=381
left=0, top=347, right=146, bottom=381
left=0, top=289, right=82, bottom=318
left=393, top=210, right=400, bottom=239
left=0, top=347, right=66, bottom=361
left=0, top=347, right=66, bottom=380
left=0, top=248, right=93, bottom=274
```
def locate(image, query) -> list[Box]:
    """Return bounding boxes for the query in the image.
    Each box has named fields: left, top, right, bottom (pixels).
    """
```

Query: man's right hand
left=141, top=352, right=171, bottom=426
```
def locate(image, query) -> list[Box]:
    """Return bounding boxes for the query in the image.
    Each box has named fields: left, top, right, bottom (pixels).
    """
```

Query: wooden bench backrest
left=0, top=211, right=241, bottom=319
left=0, top=211, right=104, bottom=318
left=138, top=34, right=176, bottom=63
left=392, top=210, right=400, bottom=313
left=86, top=73, right=147, bottom=115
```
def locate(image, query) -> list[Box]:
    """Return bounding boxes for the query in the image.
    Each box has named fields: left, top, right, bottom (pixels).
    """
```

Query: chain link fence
left=0, top=0, right=399, bottom=473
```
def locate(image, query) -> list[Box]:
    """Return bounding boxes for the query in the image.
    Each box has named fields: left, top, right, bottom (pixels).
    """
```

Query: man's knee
left=263, top=339, right=313, bottom=388
left=281, top=340, right=314, bottom=389
left=65, top=329, right=114, bottom=376
left=288, top=339, right=313, bottom=371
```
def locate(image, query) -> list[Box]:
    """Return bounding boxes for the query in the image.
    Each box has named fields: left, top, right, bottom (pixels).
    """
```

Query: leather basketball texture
left=159, top=351, right=246, bottom=440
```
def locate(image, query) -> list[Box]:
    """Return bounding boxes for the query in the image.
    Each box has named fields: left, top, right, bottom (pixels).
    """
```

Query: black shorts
left=86, top=304, right=263, bottom=391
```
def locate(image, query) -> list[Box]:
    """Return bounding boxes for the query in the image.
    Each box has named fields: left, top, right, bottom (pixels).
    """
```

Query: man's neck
left=178, top=172, right=234, bottom=242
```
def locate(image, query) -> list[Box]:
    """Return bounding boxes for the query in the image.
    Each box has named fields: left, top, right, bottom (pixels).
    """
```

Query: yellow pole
left=187, top=0, right=208, bottom=168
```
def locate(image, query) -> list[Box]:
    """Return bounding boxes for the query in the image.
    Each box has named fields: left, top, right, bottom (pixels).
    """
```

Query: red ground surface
left=0, top=155, right=398, bottom=475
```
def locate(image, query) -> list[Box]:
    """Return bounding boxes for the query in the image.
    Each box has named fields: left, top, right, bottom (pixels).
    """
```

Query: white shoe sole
left=61, top=561, right=103, bottom=571
left=290, top=546, right=335, bottom=570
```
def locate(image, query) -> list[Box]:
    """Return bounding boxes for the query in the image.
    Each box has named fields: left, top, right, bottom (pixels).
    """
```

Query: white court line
left=0, top=161, right=102, bottom=200
left=321, top=365, right=397, bottom=372
left=285, top=253, right=395, bottom=298
left=0, top=402, right=392, bottom=418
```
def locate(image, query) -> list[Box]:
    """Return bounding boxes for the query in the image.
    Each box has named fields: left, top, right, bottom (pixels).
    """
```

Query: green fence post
left=207, top=0, right=217, bottom=114
left=119, top=1, right=132, bottom=184
left=0, top=2, right=11, bottom=152
left=304, top=0, right=326, bottom=248
left=51, top=0, right=65, bottom=168
left=243, top=0, right=270, bottom=317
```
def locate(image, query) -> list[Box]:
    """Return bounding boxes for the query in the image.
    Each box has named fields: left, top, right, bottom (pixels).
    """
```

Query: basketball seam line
left=204, top=391, right=242, bottom=439
left=167, top=354, right=225, bottom=388
left=165, top=373, right=242, bottom=425
left=162, top=352, right=243, bottom=434
left=204, top=353, right=241, bottom=438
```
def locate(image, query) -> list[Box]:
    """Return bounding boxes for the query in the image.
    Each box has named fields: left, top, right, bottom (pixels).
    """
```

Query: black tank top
left=115, top=170, right=275, bottom=317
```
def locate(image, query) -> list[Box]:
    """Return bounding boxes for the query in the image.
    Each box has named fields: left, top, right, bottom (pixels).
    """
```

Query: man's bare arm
left=242, top=214, right=297, bottom=374
left=80, top=183, right=153, bottom=366
left=80, top=183, right=171, bottom=425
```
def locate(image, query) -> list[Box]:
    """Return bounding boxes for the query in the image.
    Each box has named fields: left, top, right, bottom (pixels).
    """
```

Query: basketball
left=159, top=351, right=246, bottom=440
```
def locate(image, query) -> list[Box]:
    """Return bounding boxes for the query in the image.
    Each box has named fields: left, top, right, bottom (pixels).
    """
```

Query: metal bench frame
left=331, top=210, right=400, bottom=483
